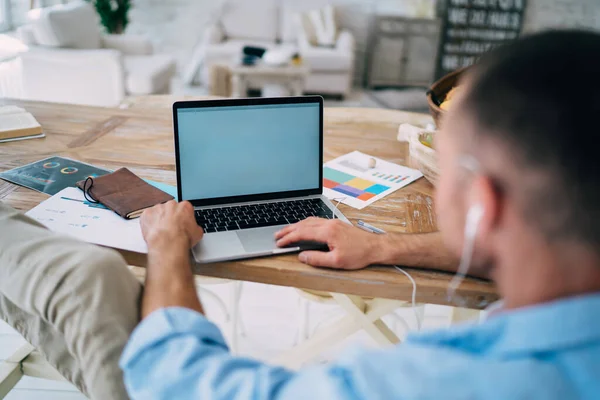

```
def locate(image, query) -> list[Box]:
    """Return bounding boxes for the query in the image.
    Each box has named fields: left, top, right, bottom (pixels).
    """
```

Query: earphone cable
left=394, top=266, right=421, bottom=330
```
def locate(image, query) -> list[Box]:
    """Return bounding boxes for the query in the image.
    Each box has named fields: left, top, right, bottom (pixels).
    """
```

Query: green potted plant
left=86, top=0, right=131, bottom=34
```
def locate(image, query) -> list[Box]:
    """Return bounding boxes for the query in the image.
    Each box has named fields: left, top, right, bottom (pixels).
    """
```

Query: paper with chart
left=25, top=187, right=148, bottom=253
left=323, top=151, right=423, bottom=210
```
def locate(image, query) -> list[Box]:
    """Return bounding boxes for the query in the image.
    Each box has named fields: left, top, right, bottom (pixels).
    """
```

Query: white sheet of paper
left=323, top=151, right=423, bottom=210
left=25, top=187, right=148, bottom=253
left=0, top=132, right=45, bottom=143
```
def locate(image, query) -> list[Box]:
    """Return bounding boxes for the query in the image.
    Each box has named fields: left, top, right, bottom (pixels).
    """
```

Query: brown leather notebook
left=76, top=168, right=174, bottom=219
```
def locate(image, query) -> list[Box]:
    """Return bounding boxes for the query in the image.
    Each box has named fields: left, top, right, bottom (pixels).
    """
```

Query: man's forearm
left=371, top=232, right=489, bottom=279
left=372, top=232, right=458, bottom=272
left=142, top=236, right=203, bottom=319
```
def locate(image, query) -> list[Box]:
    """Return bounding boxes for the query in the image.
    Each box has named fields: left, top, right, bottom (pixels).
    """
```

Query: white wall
left=124, top=0, right=438, bottom=84
left=7, top=0, right=599, bottom=84
left=125, top=0, right=600, bottom=86
left=523, top=0, right=600, bottom=32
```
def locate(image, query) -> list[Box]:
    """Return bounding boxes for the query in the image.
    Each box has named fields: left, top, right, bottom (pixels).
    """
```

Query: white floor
left=1, top=280, right=454, bottom=399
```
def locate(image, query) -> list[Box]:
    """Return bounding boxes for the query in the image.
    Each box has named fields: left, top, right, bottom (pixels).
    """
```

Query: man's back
left=120, top=293, right=600, bottom=399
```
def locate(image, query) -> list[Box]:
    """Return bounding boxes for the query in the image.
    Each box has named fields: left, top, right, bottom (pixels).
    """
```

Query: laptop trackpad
left=193, top=231, right=245, bottom=262
left=237, top=225, right=284, bottom=253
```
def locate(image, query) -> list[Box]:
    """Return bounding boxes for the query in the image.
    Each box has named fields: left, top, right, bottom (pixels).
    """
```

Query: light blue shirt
left=120, top=293, right=600, bottom=399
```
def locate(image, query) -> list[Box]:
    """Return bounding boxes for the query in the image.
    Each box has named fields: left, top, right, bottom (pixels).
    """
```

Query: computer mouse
left=285, top=241, right=330, bottom=252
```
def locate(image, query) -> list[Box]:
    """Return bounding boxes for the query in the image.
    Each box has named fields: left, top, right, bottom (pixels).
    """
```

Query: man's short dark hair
left=463, top=30, right=600, bottom=250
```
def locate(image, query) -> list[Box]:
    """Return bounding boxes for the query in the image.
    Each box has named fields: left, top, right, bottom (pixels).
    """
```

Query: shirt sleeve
left=119, top=307, right=372, bottom=400
left=119, top=307, right=486, bottom=400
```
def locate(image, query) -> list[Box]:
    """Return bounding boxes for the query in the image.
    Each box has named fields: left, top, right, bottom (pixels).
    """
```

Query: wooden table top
left=0, top=97, right=498, bottom=309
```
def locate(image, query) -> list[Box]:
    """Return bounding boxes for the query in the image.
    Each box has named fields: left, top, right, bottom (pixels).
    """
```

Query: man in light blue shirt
left=118, top=30, right=600, bottom=399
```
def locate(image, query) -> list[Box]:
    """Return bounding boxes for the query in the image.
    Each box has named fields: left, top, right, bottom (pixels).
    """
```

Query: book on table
left=0, top=106, right=44, bottom=142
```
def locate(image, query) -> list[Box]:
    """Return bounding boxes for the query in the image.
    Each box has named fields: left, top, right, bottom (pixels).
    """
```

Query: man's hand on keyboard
left=141, top=200, right=204, bottom=250
left=140, top=200, right=205, bottom=318
left=275, top=217, right=382, bottom=270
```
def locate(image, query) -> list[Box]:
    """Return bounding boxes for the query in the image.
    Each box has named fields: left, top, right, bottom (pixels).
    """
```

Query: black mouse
left=285, top=241, right=330, bottom=252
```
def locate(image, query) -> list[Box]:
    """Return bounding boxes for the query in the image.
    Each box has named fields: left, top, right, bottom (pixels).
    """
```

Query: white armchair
left=281, top=1, right=356, bottom=97
left=195, top=0, right=355, bottom=98
left=297, top=29, right=355, bottom=98
left=17, top=1, right=176, bottom=107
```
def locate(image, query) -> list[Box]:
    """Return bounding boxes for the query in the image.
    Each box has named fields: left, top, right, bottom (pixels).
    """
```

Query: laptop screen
left=175, top=101, right=321, bottom=203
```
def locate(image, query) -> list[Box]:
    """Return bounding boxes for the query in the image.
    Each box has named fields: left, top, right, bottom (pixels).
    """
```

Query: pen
left=61, top=196, right=85, bottom=203
left=356, top=219, right=386, bottom=235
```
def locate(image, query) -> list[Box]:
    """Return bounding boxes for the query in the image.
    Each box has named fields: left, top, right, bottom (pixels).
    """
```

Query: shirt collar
left=408, top=293, right=600, bottom=356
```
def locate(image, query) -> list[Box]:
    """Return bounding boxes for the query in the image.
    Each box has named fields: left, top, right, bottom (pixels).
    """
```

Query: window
left=0, top=0, right=10, bottom=32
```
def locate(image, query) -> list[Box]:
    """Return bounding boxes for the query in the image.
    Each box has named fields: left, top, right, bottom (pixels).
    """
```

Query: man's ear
left=469, top=175, right=501, bottom=242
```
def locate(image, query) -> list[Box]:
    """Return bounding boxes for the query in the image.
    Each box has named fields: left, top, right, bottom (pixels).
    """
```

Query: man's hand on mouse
left=275, top=217, right=382, bottom=270
left=141, top=200, right=204, bottom=250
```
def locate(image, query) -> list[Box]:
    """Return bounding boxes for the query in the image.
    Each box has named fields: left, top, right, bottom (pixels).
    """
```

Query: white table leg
left=231, top=74, right=245, bottom=98
left=295, top=296, right=311, bottom=345
left=0, top=360, right=22, bottom=400
left=449, top=307, right=482, bottom=325
left=229, top=281, right=244, bottom=354
left=273, top=296, right=405, bottom=369
left=291, top=78, right=304, bottom=96
left=330, top=293, right=400, bottom=346
left=1, top=342, right=68, bottom=399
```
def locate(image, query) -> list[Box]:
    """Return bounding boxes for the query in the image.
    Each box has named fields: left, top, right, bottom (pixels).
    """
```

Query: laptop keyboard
left=195, top=198, right=336, bottom=233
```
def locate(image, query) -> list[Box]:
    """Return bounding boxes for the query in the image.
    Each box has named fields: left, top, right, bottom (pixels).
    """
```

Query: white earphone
left=447, top=203, right=485, bottom=304
left=465, top=203, right=485, bottom=240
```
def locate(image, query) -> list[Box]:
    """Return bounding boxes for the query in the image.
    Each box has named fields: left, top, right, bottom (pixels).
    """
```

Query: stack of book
left=0, top=106, right=44, bottom=143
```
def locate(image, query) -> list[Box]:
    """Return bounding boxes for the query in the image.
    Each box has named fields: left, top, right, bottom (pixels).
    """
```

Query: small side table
left=230, top=64, right=309, bottom=97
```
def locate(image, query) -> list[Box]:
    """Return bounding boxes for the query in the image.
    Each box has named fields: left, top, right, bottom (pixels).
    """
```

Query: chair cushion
left=124, top=54, right=176, bottom=95
left=283, top=4, right=337, bottom=46
left=220, top=1, right=279, bottom=42
left=301, top=46, right=352, bottom=71
left=28, top=1, right=101, bottom=49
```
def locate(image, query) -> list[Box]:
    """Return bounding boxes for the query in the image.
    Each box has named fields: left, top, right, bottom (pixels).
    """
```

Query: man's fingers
left=275, top=217, right=331, bottom=241
left=275, top=231, right=305, bottom=247
left=275, top=218, right=319, bottom=239
left=298, top=250, right=337, bottom=268
left=276, top=225, right=330, bottom=247
left=190, top=228, right=204, bottom=246
left=274, top=224, right=296, bottom=239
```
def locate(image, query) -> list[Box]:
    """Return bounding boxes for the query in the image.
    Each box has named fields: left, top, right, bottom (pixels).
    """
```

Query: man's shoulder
left=335, top=311, right=600, bottom=399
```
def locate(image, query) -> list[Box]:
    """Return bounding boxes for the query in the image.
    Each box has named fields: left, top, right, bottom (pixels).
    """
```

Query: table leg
left=1, top=342, right=68, bottom=399
left=291, top=79, right=304, bottom=96
left=449, top=307, right=481, bottom=324
left=330, top=293, right=399, bottom=346
left=0, top=361, right=21, bottom=400
left=272, top=296, right=405, bottom=369
left=229, top=281, right=244, bottom=354
left=231, top=74, right=246, bottom=98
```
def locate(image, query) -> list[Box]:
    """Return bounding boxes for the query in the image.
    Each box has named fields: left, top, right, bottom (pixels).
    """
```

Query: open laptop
left=173, top=96, right=349, bottom=263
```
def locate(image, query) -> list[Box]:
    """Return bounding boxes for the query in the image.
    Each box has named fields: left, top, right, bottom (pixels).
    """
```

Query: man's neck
left=494, top=239, right=600, bottom=310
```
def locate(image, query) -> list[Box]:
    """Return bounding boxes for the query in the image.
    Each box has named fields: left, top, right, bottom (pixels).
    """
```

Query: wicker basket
left=409, top=131, right=439, bottom=186
left=426, top=67, right=467, bottom=127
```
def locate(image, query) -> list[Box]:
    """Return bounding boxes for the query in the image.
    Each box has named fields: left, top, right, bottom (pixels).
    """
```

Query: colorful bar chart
left=322, top=151, right=423, bottom=210
left=372, top=172, right=409, bottom=184
left=323, top=167, right=390, bottom=202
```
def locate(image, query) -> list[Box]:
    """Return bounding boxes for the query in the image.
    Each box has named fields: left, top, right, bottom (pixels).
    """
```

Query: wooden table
left=230, top=64, right=309, bottom=97
left=0, top=97, right=497, bottom=309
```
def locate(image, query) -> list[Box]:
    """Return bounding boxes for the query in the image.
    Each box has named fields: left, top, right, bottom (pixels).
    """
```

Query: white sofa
left=200, top=0, right=355, bottom=97
left=16, top=1, right=176, bottom=107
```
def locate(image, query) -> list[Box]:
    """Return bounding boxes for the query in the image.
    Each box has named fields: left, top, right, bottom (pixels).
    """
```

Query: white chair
left=16, top=1, right=176, bottom=107
left=281, top=1, right=355, bottom=98
left=0, top=342, right=68, bottom=400
left=195, top=0, right=355, bottom=98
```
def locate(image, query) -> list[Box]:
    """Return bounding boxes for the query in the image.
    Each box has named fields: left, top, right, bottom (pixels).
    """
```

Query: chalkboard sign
left=435, top=0, right=527, bottom=80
